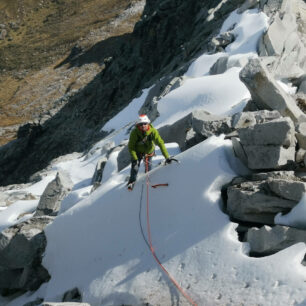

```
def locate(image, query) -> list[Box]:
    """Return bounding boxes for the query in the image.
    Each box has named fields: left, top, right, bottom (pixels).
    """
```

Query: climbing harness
left=138, top=156, right=198, bottom=306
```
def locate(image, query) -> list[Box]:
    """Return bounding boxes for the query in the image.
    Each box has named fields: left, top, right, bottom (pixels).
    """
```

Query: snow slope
left=4, top=8, right=306, bottom=306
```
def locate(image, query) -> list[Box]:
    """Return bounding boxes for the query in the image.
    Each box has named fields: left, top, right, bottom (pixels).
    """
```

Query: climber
left=127, top=114, right=172, bottom=190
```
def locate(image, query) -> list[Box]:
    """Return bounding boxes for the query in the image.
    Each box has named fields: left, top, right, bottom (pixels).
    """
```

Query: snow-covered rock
left=35, top=172, right=73, bottom=217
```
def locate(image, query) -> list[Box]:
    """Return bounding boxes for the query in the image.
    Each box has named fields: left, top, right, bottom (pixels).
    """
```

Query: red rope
left=144, top=157, right=198, bottom=306
left=151, top=183, right=169, bottom=188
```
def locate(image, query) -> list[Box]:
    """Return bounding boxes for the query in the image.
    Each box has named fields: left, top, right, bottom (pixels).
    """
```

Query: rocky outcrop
left=258, top=0, right=306, bottom=79
left=90, top=157, right=108, bottom=191
left=88, top=141, right=116, bottom=189
left=267, top=178, right=306, bottom=201
left=233, top=116, right=296, bottom=169
left=224, top=0, right=306, bottom=259
left=62, top=288, right=82, bottom=303
left=209, top=32, right=235, bottom=52
left=239, top=58, right=306, bottom=123
left=244, top=146, right=295, bottom=169
left=231, top=110, right=281, bottom=129
left=245, top=225, right=306, bottom=256
left=35, top=171, right=73, bottom=217
left=225, top=109, right=306, bottom=257
left=0, top=217, right=52, bottom=294
left=159, top=109, right=233, bottom=151
left=209, top=56, right=229, bottom=75
left=226, top=176, right=299, bottom=224
left=225, top=170, right=306, bottom=226
left=116, top=141, right=130, bottom=173
left=238, top=117, right=295, bottom=147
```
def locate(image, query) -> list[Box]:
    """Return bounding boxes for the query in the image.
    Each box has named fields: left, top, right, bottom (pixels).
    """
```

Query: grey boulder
left=0, top=217, right=52, bottom=293
left=158, top=109, right=233, bottom=151
left=227, top=181, right=297, bottom=224
left=234, top=116, right=296, bottom=170
left=209, top=56, right=228, bottom=75
left=91, top=157, right=108, bottom=191
left=231, top=110, right=281, bottom=129
left=245, top=225, right=306, bottom=256
left=35, top=171, right=73, bottom=217
left=258, top=0, right=306, bottom=79
left=238, top=117, right=295, bottom=147
left=267, top=177, right=306, bottom=202
left=239, top=58, right=306, bottom=123
left=243, top=145, right=295, bottom=170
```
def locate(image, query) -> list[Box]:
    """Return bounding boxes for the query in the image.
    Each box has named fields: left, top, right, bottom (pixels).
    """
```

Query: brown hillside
left=0, top=0, right=144, bottom=145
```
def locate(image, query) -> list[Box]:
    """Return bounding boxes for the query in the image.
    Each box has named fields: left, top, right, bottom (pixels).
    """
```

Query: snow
left=275, top=194, right=306, bottom=230
left=220, top=9, right=268, bottom=55
left=3, top=7, right=306, bottom=306
left=154, top=9, right=268, bottom=129
left=0, top=200, right=38, bottom=232
left=185, top=53, right=227, bottom=77
left=24, top=174, right=56, bottom=196
left=277, top=80, right=298, bottom=95
left=154, top=67, right=251, bottom=128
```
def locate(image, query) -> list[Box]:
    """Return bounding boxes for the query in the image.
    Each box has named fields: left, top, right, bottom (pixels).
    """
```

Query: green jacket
left=128, top=124, right=169, bottom=161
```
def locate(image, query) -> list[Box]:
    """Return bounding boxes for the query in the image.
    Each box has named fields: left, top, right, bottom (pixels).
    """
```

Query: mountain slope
left=0, top=0, right=144, bottom=145
left=1, top=0, right=306, bottom=305
left=3, top=4, right=306, bottom=305
left=0, top=0, right=245, bottom=186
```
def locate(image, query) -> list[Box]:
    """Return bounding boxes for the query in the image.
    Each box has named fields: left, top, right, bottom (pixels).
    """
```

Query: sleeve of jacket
left=153, top=129, right=170, bottom=159
left=128, top=129, right=138, bottom=161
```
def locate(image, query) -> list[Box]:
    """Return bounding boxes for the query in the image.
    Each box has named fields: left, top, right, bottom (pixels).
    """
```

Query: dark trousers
left=128, top=154, right=153, bottom=184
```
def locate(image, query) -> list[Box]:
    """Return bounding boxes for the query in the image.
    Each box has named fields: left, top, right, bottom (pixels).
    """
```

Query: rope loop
left=143, top=157, right=198, bottom=306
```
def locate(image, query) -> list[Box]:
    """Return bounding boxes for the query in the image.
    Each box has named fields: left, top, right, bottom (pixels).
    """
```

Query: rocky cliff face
left=0, top=0, right=245, bottom=186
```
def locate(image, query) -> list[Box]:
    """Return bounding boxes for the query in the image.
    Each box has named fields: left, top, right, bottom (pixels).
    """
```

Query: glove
left=165, top=158, right=172, bottom=164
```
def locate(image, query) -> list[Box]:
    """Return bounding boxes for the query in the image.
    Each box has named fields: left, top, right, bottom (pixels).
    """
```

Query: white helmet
left=137, top=114, right=150, bottom=125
